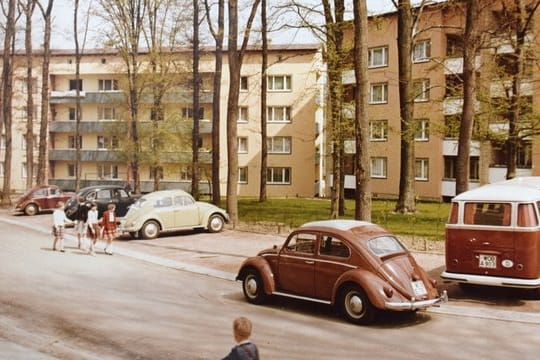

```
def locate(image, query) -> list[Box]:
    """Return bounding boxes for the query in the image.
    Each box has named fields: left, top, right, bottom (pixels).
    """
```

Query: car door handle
left=305, top=260, right=314, bottom=264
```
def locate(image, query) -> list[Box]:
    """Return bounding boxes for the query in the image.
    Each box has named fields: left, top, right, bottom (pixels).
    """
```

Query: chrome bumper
left=441, top=271, right=540, bottom=289
left=385, top=290, right=448, bottom=311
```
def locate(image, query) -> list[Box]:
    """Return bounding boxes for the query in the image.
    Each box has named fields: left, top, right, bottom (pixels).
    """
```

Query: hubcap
left=246, top=276, right=258, bottom=298
left=347, top=293, right=364, bottom=317
left=210, top=217, right=222, bottom=231
left=145, top=223, right=158, bottom=237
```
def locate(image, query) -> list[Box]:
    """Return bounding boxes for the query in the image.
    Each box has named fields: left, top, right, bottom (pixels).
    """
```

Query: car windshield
left=367, top=236, right=406, bottom=257
left=132, top=198, right=147, bottom=209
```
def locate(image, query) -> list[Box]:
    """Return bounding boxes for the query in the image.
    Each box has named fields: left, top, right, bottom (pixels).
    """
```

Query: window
left=69, top=79, right=83, bottom=91
left=22, top=77, right=38, bottom=94
left=175, top=195, right=195, bottom=206
left=68, top=135, right=82, bottom=149
left=370, top=157, right=387, bottom=178
left=0, top=162, right=3, bottom=177
left=268, top=75, right=292, bottom=91
left=370, top=120, right=388, bottom=141
left=414, top=119, right=429, bottom=141
left=154, top=196, right=173, bottom=208
left=444, top=115, right=460, bottom=138
left=267, top=167, right=291, bottom=184
left=237, top=107, right=248, bottom=123
left=68, top=164, right=78, bottom=177
left=97, top=135, right=119, bottom=149
left=180, top=166, right=192, bottom=181
left=413, top=39, right=431, bottom=62
left=98, top=79, right=118, bottom=91
left=0, top=135, right=4, bottom=149
left=370, top=83, right=388, bottom=104
left=517, top=141, right=532, bottom=168
left=240, top=76, right=248, bottom=91
left=267, top=106, right=291, bottom=122
left=267, top=136, right=291, bottom=154
left=182, top=107, right=204, bottom=120
left=319, top=236, right=350, bottom=258
left=238, top=167, right=248, bottom=183
left=446, top=34, right=463, bottom=57
left=464, top=202, right=511, bottom=226
left=445, top=74, right=463, bottom=98
left=413, top=79, right=430, bottom=102
left=149, top=166, right=164, bottom=180
left=97, top=164, right=119, bottom=179
left=22, top=163, right=37, bottom=178
left=150, top=108, right=164, bottom=121
left=238, top=137, right=248, bottom=153
left=286, top=233, right=316, bottom=254
left=444, top=156, right=479, bottom=181
left=415, top=158, right=429, bottom=181
left=368, top=46, right=388, bottom=68
left=97, top=107, right=116, bottom=120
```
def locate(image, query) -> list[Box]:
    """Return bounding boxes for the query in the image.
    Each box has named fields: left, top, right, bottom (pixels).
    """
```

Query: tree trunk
left=74, top=0, right=83, bottom=191
left=1, top=0, right=17, bottom=205
left=353, top=0, right=371, bottom=221
left=24, top=0, right=37, bottom=190
left=259, top=0, right=268, bottom=202
left=395, top=0, right=416, bottom=213
left=192, top=0, right=200, bottom=199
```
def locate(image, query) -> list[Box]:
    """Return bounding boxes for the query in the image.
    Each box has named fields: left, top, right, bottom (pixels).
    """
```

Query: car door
left=315, top=235, right=352, bottom=299
left=276, top=232, right=316, bottom=297
left=173, top=195, right=200, bottom=228
left=112, top=188, right=131, bottom=216
left=153, top=195, right=175, bottom=229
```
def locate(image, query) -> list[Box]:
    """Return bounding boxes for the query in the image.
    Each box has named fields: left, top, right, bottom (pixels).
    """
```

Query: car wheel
left=242, top=269, right=266, bottom=305
left=141, top=220, right=160, bottom=239
left=24, top=203, right=39, bottom=216
left=340, top=284, right=376, bottom=325
left=207, top=214, right=225, bottom=233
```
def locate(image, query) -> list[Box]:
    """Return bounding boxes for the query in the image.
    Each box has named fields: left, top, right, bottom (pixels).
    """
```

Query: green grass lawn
left=237, top=197, right=450, bottom=241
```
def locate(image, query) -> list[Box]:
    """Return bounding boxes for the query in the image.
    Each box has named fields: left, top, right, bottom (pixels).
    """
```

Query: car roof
left=300, top=219, right=390, bottom=239
left=140, top=189, right=191, bottom=198
left=453, top=183, right=540, bottom=202
left=78, top=185, right=125, bottom=193
left=301, top=219, right=374, bottom=231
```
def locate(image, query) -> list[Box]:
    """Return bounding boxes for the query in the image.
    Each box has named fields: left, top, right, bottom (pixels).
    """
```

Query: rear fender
left=236, top=256, right=275, bottom=295
left=332, top=269, right=389, bottom=309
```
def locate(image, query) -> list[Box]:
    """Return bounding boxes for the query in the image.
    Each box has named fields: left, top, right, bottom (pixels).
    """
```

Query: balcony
left=49, top=91, right=213, bottom=105
left=443, top=56, right=481, bottom=75
left=442, top=139, right=480, bottom=156
left=48, top=149, right=212, bottom=164
left=49, top=119, right=212, bottom=134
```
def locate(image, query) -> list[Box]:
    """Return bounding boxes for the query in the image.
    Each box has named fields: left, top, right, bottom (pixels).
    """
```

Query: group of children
left=52, top=197, right=118, bottom=256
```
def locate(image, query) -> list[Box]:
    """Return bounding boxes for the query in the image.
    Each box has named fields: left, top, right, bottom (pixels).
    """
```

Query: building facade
left=3, top=44, right=324, bottom=198
left=338, top=1, right=540, bottom=201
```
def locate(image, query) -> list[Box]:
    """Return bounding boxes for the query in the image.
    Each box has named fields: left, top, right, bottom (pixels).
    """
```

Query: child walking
left=100, top=203, right=118, bottom=255
left=86, top=203, right=99, bottom=256
left=52, top=201, right=71, bottom=252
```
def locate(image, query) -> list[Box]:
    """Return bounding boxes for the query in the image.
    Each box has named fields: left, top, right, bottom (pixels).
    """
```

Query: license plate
left=479, top=254, right=497, bottom=269
left=411, top=280, right=427, bottom=296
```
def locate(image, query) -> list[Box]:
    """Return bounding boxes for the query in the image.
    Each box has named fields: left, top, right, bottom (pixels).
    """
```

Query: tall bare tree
left=98, top=0, right=147, bottom=193
left=22, top=0, right=37, bottom=190
left=226, top=0, right=260, bottom=227
left=192, top=0, right=201, bottom=199
left=35, top=0, right=54, bottom=186
left=203, top=0, right=224, bottom=206
left=353, top=0, right=371, bottom=220
left=1, top=0, right=17, bottom=205
left=259, top=0, right=268, bottom=202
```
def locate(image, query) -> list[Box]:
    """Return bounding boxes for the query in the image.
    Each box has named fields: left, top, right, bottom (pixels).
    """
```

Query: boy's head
left=56, top=201, right=64, bottom=208
left=107, top=203, right=115, bottom=211
left=233, top=317, right=252, bottom=343
left=91, top=203, right=97, bottom=209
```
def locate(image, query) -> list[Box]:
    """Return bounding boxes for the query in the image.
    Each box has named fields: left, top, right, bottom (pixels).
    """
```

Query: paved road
left=2, top=209, right=540, bottom=324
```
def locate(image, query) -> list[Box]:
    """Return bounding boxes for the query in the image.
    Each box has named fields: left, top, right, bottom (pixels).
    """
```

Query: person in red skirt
left=100, top=203, right=118, bottom=255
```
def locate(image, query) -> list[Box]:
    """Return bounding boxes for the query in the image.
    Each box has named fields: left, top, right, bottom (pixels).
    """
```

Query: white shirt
left=87, top=209, right=98, bottom=224
left=53, top=209, right=69, bottom=227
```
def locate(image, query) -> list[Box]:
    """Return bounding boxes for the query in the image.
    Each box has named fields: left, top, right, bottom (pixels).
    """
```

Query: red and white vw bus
left=442, top=181, right=540, bottom=288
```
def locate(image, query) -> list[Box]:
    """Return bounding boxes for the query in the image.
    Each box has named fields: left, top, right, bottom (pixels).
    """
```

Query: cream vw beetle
left=121, top=189, right=229, bottom=239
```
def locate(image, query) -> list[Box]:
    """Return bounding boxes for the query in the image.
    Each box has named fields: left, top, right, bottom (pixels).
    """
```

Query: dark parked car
left=13, top=185, right=75, bottom=216
left=236, top=220, right=447, bottom=325
left=64, top=185, right=140, bottom=220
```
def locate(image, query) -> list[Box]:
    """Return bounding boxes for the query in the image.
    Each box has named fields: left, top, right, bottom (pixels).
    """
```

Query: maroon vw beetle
left=236, top=220, right=447, bottom=325
left=13, top=185, right=74, bottom=216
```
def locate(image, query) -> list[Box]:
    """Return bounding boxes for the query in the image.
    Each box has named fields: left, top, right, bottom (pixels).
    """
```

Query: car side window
left=35, top=189, right=47, bottom=197
left=86, top=191, right=97, bottom=202
left=155, top=196, right=172, bottom=208
left=319, top=236, right=350, bottom=258
left=174, top=195, right=195, bottom=206
left=116, top=189, right=129, bottom=198
left=285, top=233, right=316, bottom=254
left=96, top=189, right=111, bottom=200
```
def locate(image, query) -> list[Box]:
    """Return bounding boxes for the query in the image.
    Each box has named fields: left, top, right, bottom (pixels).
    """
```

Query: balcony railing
left=49, top=91, right=213, bottom=104
left=48, top=149, right=212, bottom=164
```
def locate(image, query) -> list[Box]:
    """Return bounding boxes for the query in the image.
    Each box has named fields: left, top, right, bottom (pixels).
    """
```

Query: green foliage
left=237, top=197, right=450, bottom=241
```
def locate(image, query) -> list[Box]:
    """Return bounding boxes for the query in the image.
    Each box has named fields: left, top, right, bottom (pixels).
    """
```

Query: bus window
left=464, top=202, right=511, bottom=226
left=448, top=203, right=459, bottom=224
left=518, top=203, right=538, bottom=227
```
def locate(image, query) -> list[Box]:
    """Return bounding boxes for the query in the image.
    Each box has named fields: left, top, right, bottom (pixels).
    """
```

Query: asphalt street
left=1, top=208, right=540, bottom=359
